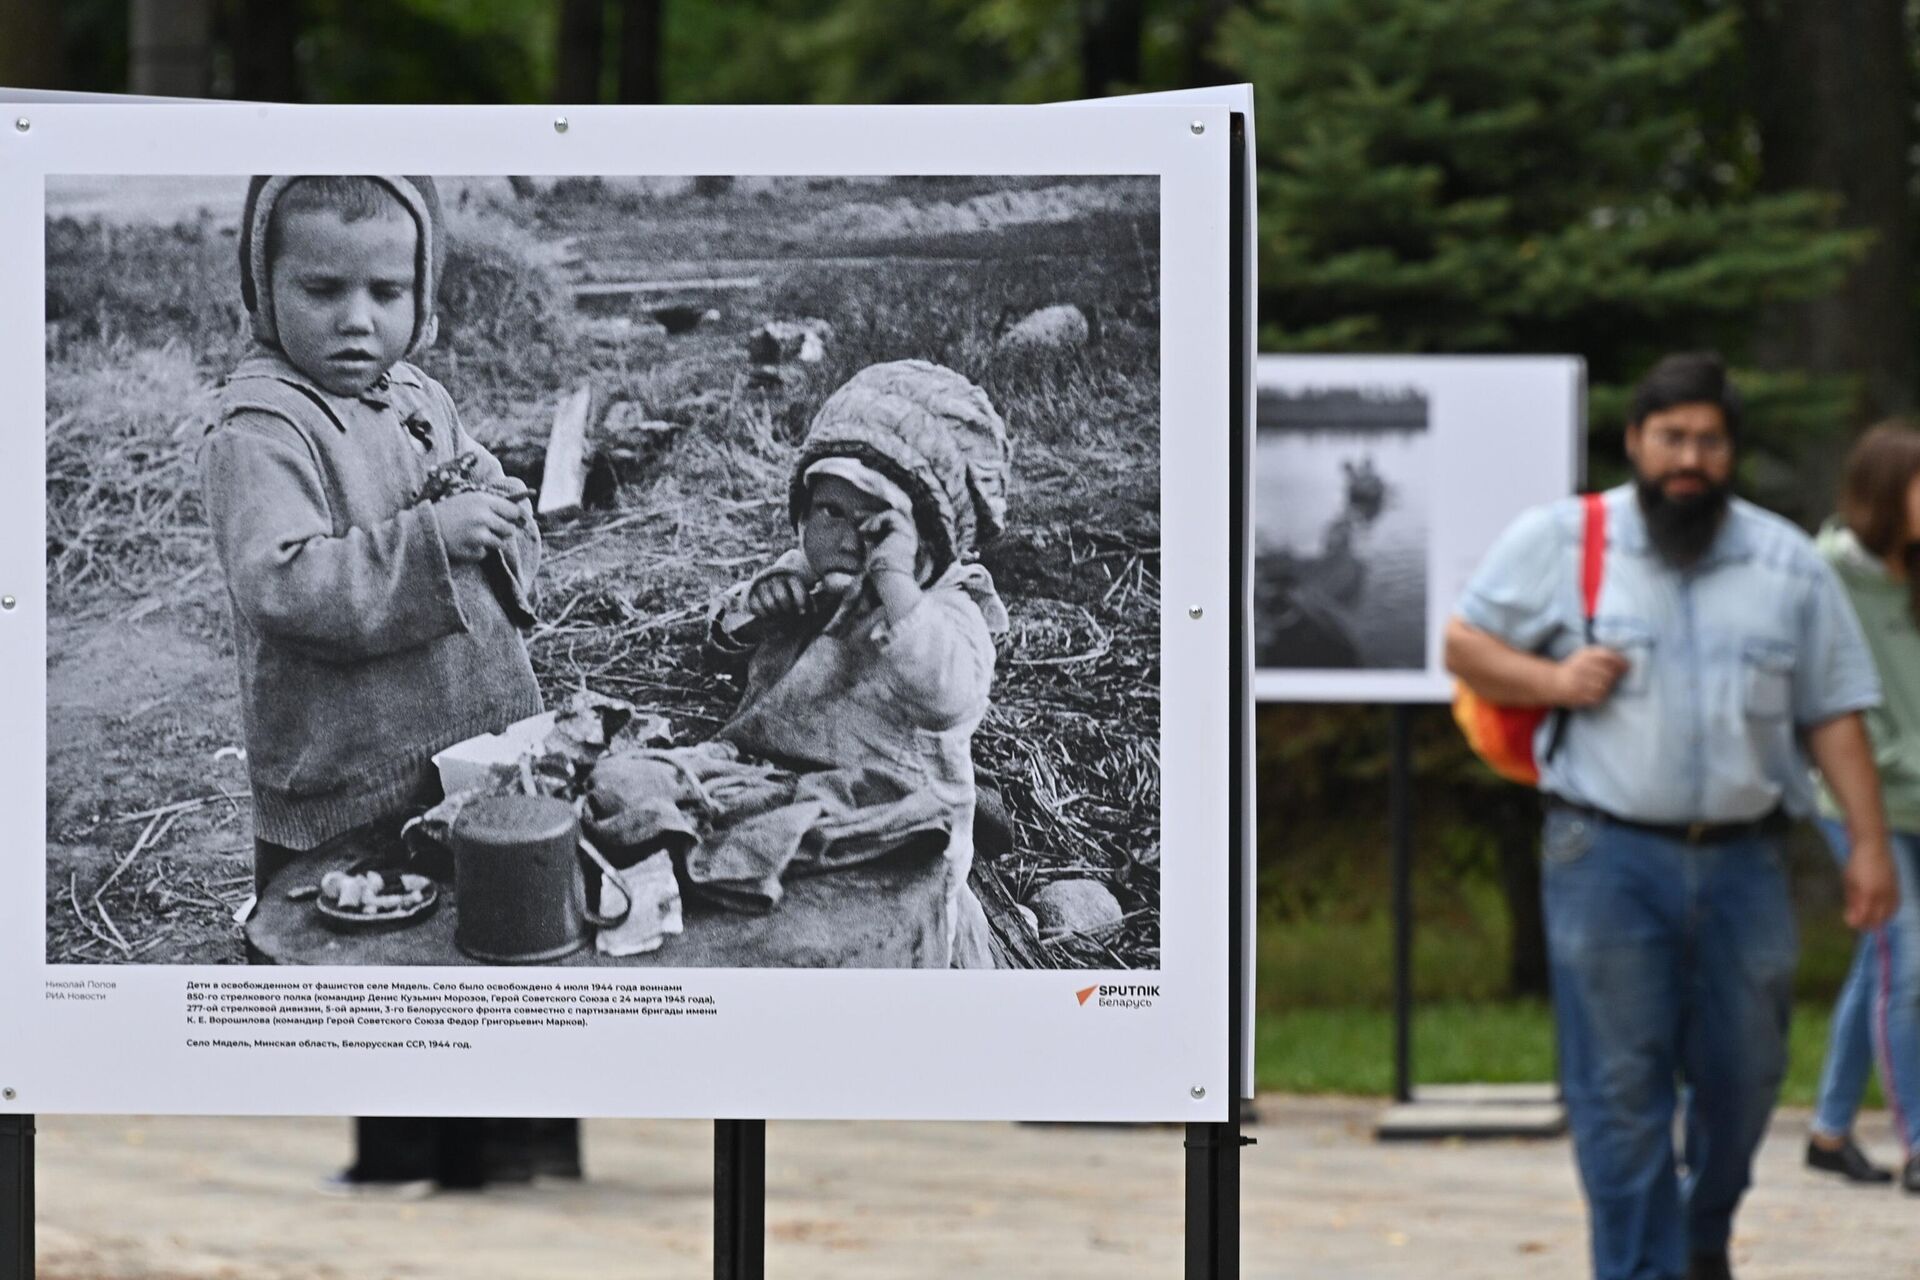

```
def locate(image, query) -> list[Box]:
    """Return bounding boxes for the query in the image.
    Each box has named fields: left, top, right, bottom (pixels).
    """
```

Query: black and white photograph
left=1253, top=383, right=1430, bottom=672
left=1250, top=355, right=1583, bottom=704
left=43, top=171, right=1164, bottom=972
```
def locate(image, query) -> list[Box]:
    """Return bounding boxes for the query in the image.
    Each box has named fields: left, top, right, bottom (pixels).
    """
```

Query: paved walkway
left=30, top=1100, right=1914, bottom=1278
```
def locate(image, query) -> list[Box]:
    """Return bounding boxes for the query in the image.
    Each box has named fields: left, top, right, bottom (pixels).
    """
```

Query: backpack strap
left=1542, top=492, right=1606, bottom=769
left=1579, top=490, right=1607, bottom=624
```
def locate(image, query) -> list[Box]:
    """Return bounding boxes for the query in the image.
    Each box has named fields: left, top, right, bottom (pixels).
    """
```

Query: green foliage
left=1256, top=1002, right=1555, bottom=1094
left=1222, top=0, right=1864, bottom=496
left=52, top=0, right=128, bottom=94
left=294, top=0, right=550, bottom=104
left=662, top=0, right=1054, bottom=105
left=1254, top=1001, right=1879, bottom=1106
left=1258, top=888, right=1515, bottom=1007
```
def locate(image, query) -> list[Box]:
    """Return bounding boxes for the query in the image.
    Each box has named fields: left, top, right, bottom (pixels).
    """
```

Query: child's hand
left=434, top=491, right=525, bottom=563
left=860, top=510, right=919, bottom=579
left=747, top=569, right=812, bottom=620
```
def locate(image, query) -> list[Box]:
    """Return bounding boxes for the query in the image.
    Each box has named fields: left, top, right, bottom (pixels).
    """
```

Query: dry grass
left=46, top=340, right=217, bottom=607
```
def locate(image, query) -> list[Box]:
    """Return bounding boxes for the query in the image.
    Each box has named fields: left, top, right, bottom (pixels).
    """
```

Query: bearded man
left=1445, top=352, right=1900, bottom=1280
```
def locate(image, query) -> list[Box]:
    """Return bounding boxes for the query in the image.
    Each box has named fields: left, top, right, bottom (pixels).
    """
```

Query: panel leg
left=0, top=1113, right=31, bottom=1280
left=1185, top=1121, right=1241, bottom=1278
left=714, top=1119, right=764, bottom=1279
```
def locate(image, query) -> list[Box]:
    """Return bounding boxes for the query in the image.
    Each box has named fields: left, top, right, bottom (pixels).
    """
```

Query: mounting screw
left=1190, top=1085, right=1207, bottom=1100
left=1189, top=120, right=1205, bottom=135
left=13, top=118, right=28, bottom=134
left=1, top=596, right=15, bottom=610
left=2, top=1087, right=15, bottom=1101
left=1187, top=605, right=1203, bottom=620
left=553, top=116, right=570, bottom=134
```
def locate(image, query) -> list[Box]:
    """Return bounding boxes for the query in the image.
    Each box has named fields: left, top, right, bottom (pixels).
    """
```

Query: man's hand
left=1843, top=831, right=1900, bottom=931
left=1552, top=646, right=1630, bottom=709
left=1446, top=618, right=1621, bottom=709
left=434, top=491, right=524, bottom=563
left=746, top=569, right=812, bottom=621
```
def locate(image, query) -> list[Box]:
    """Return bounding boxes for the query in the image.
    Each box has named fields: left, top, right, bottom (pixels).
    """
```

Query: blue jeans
left=1810, top=819, right=1920, bottom=1155
left=1542, top=809, right=1797, bottom=1280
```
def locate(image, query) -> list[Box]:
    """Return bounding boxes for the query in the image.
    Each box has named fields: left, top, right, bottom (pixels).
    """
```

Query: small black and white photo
left=1253, top=383, right=1430, bottom=672
left=44, top=172, right=1162, bottom=972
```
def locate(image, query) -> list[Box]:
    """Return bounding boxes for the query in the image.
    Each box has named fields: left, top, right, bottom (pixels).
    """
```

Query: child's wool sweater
left=200, top=348, right=542, bottom=848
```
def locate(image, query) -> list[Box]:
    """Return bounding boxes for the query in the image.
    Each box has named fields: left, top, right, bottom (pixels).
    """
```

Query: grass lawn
left=1254, top=1000, right=1884, bottom=1111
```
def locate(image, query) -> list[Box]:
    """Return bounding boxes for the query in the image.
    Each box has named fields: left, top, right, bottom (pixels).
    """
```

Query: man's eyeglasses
left=1647, top=428, right=1732, bottom=458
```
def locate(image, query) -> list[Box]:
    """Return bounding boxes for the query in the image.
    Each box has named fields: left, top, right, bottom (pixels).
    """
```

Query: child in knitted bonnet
left=709, top=359, right=1013, bottom=967
left=201, top=176, right=541, bottom=891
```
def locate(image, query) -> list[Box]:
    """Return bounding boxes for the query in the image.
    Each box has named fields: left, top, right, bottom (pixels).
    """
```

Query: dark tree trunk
left=0, top=0, right=66, bottom=89
left=128, top=0, right=216, bottom=96
left=615, top=0, right=664, bottom=104
left=1182, top=0, right=1239, bottom=89
left=1743, top=0, right=1915, bottom=502
left=228, top=0, right=302, bottom=102
left=1079, top=0, right=1144, bottom=98
left=556, top=0, right=607, bottom=103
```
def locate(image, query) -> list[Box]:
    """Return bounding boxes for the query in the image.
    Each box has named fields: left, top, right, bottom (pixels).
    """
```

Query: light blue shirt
left=1458, top=485, right=1880, bottom=823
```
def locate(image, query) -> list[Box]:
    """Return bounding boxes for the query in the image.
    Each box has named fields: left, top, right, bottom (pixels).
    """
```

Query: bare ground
left=46, top=609, right=253, bottom=965
left=28, top=1100, right=1915, bottom=1279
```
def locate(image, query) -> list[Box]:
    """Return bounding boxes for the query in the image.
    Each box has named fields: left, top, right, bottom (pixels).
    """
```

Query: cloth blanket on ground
left=582, top=742, right=953, bottom=914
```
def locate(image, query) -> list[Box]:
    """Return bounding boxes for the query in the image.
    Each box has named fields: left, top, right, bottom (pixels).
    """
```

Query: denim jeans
left=1810, top=819, right=1920, bottom=1156
left=1542, top=808, right=1797, bottom=1280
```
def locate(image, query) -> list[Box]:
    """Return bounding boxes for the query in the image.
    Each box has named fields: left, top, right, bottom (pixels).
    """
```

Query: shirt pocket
left=1591, top=617, right=1654, bottom=697
left=1741, top=638, right=1797, bottom=723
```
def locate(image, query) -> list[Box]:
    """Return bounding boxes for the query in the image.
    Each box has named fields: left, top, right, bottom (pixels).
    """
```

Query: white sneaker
left=317, top=1170, right=435, bottom=1200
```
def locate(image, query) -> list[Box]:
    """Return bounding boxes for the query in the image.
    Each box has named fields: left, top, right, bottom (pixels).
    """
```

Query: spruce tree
left=1223, top=0, right=1863, bottom=503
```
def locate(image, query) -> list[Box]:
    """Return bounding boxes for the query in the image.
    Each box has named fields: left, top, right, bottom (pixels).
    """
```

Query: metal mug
left=451, top=794, right=631, bottom=963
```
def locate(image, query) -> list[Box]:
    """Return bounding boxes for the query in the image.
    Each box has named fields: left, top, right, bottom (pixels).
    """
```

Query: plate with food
left=312, top=869, right=439, bottom=930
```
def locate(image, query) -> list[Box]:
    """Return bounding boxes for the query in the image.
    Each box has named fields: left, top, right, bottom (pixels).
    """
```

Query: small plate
left=315, top=877, right=440, bottom=931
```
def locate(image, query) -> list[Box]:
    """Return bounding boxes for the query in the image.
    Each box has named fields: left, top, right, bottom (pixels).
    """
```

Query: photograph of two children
left=43, top=170, right=1165, bottom=972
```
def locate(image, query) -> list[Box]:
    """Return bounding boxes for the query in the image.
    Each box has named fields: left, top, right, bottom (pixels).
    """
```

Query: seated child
left=200, top=175, right=543, bottom=894
left=710, top=359, right=1012, bottom=967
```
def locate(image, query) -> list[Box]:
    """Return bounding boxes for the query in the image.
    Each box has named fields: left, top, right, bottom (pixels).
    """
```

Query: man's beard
left=1635, top=471, right=1730, bottom=567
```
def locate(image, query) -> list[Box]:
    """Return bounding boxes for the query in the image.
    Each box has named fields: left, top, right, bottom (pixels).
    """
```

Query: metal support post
left=0, top=1112, right=31, bottom=1280
left=1390, top=704, right=1414, bottom=1104
left=714, top=1118, right=765, bottom=1279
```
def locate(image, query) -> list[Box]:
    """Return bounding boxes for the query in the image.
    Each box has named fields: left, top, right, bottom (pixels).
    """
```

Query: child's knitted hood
left=237, top=175, right=446, bottom=359
left=790, top=360, right=1011, bottom=578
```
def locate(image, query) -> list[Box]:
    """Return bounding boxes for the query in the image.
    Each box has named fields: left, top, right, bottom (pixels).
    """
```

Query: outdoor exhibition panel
left=0, top=102, right=1238, bottom=1123
left=1252, top=354, right=1584, bottom=704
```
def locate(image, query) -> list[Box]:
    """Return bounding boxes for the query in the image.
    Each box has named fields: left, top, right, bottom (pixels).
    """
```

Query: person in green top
left=1806, top=421, right=1920, bottom=1194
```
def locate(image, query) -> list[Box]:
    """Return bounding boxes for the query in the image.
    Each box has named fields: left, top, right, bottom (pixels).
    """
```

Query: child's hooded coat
left=202, top=175, right=541, bottom=849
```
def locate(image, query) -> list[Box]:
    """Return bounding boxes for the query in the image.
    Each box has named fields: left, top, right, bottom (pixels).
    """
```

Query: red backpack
left=1452, top=493, right=1607, bottom=785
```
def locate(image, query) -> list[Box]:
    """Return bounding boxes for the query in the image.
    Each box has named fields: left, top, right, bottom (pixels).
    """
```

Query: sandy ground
left=27, top=1098, right=1914, bottom=1278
